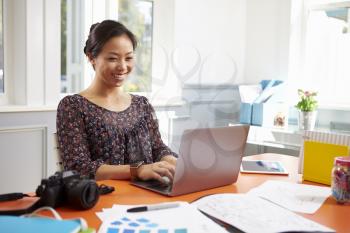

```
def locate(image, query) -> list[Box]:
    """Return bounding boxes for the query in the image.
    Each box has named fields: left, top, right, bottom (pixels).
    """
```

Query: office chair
left=53, top=133, right=63, bottom=171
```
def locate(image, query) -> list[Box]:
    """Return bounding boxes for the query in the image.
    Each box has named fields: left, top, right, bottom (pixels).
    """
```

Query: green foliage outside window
left=118, top=0, right=153, bottom=92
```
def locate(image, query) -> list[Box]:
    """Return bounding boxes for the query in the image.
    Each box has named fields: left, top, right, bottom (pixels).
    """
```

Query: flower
left=295, top=89, right=318, bottom=112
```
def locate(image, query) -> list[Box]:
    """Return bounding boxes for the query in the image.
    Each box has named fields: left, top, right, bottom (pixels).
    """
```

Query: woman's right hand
left=136, top=161, right=175, bottom=183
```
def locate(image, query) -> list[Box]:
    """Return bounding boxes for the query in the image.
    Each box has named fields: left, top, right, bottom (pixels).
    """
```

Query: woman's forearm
left=95, top=164, right=131, bottom=180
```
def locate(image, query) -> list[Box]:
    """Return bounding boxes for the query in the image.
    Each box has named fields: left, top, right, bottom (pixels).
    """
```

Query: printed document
left=248, top=180, right=331, bottom=214
left=192, top=194, right=334, bottom=233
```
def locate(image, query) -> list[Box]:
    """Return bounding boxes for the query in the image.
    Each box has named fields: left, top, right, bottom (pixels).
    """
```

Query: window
left=290, top=2, right=350, bottom=107
left=303, top=6, right=350, bottom=106
left=60, top=0, right=153, bottom=94
left=61, top=0, right=67, bottom=93
left=0, top=0, right=4, bottom=94
left=118, top=0, right=153, bottom=92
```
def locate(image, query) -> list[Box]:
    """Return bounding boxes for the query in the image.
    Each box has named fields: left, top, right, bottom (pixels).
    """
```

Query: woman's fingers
left=153, top=166, right=173, bottom=181
left=151, top=172, right=164, bottom=183
left=158, top=161, right=176, bottom=176
left=137, top=162, right=176, bottom=183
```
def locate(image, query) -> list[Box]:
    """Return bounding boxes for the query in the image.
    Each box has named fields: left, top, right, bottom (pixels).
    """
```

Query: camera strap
left=0, top=197, right=43, bottom=216
left=0, top=193, right=30, bottom=202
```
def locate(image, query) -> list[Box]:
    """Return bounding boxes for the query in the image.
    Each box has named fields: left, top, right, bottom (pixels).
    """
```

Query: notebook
left=0, top=215, right=83, bottom=233
left=303, top=141, right=349, bottom=185
left=298, top=131, right=350, bottom=173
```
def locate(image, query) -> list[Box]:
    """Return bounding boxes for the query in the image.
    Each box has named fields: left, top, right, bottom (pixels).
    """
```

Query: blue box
left=239, top=103, right=252, bottom=124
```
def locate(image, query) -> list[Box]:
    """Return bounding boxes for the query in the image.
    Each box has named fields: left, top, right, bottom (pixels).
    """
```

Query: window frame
left=0, top=0, right=8, bottom=105
left=288, top=0, right=350, bottom=109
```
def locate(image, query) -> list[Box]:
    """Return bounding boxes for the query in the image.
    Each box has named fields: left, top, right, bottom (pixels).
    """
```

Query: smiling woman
left=83, top=21, right=137, bottom=91
left=61, top=0, right=153, bottom=94
left=56, top=20, right=177, bottom=183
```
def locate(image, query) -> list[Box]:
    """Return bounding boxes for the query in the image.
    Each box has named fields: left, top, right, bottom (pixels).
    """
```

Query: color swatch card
left=97, top=202, right=227, bottom=233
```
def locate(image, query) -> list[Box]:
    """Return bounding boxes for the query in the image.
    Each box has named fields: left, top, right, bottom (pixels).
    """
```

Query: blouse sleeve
left=56, top=96, right=104, bottom=176
left=142, top=97, right=178, bottom=162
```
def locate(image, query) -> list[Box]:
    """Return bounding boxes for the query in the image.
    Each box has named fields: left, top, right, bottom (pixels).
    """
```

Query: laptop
left=131, top=125, right=250, bottom=196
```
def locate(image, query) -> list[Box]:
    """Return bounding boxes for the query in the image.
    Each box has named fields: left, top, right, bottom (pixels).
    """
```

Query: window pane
left=61, top=0, right=85, bottom=94
left=60, top=0, right=67, bottom=93
left=118, top=0, right=153, bottom=92
left=0, top=0, right=4, bottom=94
left=304, top=8, right=350, bottom=105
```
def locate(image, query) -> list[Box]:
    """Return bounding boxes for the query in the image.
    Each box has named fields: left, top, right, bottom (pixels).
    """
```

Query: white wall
left=244, top=0, right=291, bottom=84
left=171, top=0, right=292, bottom=86
left=2, top=0, right=293, bottom=105
left=173, top=0, right=247, bottom=86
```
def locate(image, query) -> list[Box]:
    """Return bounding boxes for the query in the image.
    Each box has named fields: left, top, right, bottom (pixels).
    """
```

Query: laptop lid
left=170, top=125, right=249, bottom=196
left=131, top=125, right=250, bottom=196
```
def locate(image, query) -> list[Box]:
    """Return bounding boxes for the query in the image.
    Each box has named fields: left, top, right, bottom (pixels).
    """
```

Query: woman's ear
left=87, top=53, right=96, bottom=70
left=87, top=53, right=94, bottom=64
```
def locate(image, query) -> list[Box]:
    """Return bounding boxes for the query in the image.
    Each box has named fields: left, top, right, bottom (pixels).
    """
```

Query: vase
left=298, top=111, right=317, bottom=131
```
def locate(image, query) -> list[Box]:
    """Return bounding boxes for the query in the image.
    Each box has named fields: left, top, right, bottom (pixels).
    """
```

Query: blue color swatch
left=122, top=217, right=131, bottom=222
left=158, top=230, right=168, bottom=233
left=128, top=222, right=140, bottom=227
left=123, top=229, right=135, bottom=233
left=107, top=216, right=188, bottom=233
left=107, top=228, right=119, bottom=233
left=146, top=223, right=158, bottom=228
left=136, top=218, right=150, bottom=223
left=139, top=230, right=151, bottom=233
left=111, top=221, right=123, bottom=226
left=175, top=229, right=188, bottom=233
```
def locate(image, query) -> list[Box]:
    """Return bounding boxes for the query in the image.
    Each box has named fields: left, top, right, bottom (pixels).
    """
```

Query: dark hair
left=83, top=20, right=137, bottom=58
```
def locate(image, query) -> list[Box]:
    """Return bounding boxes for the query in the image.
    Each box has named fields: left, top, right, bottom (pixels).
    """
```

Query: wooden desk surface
left=1, top=153, right=349, bottom=232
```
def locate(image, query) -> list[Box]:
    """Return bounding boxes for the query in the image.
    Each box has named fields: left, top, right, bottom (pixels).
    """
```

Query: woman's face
left=90, top=34, right=135, bottom=87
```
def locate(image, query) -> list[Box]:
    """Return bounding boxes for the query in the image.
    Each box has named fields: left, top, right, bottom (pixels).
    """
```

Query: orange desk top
left=1, top=153, right=349, bottom=232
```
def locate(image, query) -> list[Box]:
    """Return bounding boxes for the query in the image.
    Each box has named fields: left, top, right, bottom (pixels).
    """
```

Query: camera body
left=35, top=170, right=99, bottom=210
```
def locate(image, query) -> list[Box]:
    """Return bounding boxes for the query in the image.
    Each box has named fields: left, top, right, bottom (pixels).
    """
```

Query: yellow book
left=303, top=141, right=349, bottom=185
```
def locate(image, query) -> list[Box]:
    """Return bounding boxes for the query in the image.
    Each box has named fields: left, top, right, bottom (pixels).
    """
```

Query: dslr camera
left=35, top=170, right=99, bottom=210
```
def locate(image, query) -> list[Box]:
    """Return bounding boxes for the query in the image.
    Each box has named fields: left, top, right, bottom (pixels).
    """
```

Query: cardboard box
left=251, top=102, right=288, bottom=128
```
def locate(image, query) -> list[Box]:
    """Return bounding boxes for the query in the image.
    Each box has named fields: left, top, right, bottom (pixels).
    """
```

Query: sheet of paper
left=96, top=202, right=227, bottom=233
left=192, top=194, right=334, bottom=233
left=238, top=85, right=262, bottom=103
left=248, top=180, right=331, bottom=214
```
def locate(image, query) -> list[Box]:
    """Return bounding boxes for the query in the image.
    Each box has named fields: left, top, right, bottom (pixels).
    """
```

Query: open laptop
left=131, top=125, right=250, bottom=196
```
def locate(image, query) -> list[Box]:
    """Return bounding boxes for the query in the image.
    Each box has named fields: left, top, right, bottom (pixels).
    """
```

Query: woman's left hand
left=161, top=155, right=177, bottom=166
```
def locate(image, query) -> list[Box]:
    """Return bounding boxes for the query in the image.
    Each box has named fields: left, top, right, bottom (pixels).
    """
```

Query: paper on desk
left=248, top=180, right=331, bottom=214
left=192, top=194, right=334, bottom=233
left=96, top=202, right=227, bottom=233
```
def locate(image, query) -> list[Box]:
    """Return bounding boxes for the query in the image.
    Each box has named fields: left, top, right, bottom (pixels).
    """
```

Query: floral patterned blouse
left=56, top=94, right=176, bottom=177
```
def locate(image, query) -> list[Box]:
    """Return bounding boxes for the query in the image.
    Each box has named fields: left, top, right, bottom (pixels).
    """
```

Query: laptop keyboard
left=144, top=180, right=173, bottom=193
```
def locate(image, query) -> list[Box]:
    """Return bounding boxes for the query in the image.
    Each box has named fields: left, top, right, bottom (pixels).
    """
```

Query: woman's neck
left=83, top=77, right=126, bottom=100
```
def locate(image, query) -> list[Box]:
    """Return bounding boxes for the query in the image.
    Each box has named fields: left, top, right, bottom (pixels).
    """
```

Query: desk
left=1, top=153, right=349, bottom=232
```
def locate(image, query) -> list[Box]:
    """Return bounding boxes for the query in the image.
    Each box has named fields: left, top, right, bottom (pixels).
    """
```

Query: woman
left=57, top=20, right=177, bottom=182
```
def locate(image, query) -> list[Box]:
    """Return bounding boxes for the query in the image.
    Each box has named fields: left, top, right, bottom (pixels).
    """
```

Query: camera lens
left=65, top=179, right=99, bottom=209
